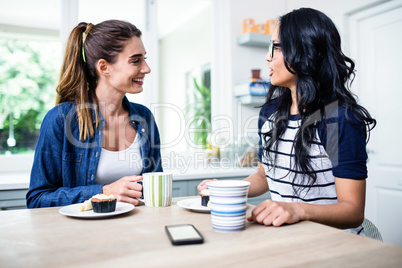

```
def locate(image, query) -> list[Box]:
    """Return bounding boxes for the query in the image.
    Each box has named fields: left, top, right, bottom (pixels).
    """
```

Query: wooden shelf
left=237, top=33, right=270, bottom=48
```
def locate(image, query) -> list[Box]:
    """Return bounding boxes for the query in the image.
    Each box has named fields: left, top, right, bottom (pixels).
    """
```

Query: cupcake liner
left=201, top=196, right=210, bottom=207
left=91, top=200, right=117, bottom=213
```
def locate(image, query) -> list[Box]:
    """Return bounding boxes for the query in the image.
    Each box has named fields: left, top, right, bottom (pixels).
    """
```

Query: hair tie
left=82, top=23, right=94, bottom=63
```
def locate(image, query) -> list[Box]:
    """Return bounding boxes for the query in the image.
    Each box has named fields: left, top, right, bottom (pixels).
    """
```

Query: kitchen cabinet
left=0, top=189, right=27, bottom=210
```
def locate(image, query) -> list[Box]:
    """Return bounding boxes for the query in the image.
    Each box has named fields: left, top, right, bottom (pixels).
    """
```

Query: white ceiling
left=0, top=0, right=211, bottom=38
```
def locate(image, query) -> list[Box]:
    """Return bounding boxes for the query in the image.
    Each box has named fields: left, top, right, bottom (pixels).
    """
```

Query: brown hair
left=56, top=20, right=142, bottom=140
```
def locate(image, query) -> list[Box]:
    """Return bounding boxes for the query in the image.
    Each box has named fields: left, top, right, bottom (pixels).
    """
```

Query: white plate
left=59, top=202, right=135, bottom=219
left=177, top=197, right=210, bottom=213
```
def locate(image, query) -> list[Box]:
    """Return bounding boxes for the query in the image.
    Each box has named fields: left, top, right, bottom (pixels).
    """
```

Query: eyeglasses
left=268, top=42, right=281, bottom=58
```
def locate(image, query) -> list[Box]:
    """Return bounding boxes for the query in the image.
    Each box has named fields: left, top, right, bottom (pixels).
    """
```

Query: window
left=0, top=38, right=60, bottom=155
left=185, top=66, right=211, bottom=149
left=0, top=0, right=61, bottom=156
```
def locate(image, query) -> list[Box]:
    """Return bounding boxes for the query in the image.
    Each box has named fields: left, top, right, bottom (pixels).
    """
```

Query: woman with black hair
left=199, top=8, right=376, bottom=234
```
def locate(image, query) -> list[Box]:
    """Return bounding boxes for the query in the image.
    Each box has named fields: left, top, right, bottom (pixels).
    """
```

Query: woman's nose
left=142, top=60, right=151, bottom=74
left=265, top=51, right=272, bottom=62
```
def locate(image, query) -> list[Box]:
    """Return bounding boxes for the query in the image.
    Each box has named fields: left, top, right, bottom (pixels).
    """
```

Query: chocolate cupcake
left=200, top=189, right=210, bottom=207
left=91, top=194, right=117, bottom=213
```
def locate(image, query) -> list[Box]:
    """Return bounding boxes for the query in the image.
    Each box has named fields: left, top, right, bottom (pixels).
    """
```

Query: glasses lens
left=268, top=42, right=273, bottom=58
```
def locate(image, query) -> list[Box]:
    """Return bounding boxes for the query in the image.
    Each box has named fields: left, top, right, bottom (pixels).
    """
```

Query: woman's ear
left=97, top=59, right=110, bottom=76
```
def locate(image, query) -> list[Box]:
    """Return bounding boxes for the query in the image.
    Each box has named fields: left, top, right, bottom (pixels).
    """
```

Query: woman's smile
left=133, top=78, right=144, bottom=85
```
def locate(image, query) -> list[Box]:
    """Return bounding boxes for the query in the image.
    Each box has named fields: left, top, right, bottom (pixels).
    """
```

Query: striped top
left=257, top=99, right=368, bottom=235
left=260, top=115, right=337, bottom=204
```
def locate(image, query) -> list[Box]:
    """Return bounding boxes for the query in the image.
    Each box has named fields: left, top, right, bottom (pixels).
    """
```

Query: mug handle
left=137, top=181, right=145, bottom=204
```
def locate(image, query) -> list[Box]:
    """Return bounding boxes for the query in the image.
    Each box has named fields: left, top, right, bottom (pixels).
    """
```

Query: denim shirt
left=26, top=96, right=162, bottom=208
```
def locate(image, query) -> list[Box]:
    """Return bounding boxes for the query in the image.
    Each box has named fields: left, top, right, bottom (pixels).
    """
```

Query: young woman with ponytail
left=198, top=8, right=376, bottom=235
left=27, top=20, right=162, bottom=208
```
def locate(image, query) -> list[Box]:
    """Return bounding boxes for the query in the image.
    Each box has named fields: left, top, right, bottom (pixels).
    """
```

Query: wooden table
left=1, top=197, right=401, bottom=267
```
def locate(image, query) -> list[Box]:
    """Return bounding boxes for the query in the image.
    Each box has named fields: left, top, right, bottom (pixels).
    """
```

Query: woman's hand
left=247, top=199, right=302, bottom=227
left=103, top=175, right=143, bottom=206
left=196, top=179, right=218, bottom=195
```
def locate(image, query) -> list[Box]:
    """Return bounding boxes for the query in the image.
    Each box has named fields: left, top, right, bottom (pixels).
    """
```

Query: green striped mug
left=141, top=172, right=173, bottom=207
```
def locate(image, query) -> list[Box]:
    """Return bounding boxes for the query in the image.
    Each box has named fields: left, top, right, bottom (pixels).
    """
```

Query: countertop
left=0, top=165, right=256, bottom=191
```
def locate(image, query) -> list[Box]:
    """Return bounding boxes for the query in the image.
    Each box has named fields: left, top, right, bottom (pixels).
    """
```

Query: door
left=349, top=0, right=402, bottom=246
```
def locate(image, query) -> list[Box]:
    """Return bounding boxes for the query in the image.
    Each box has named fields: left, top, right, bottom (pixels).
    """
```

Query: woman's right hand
left=102, top=175, right=143, bottom=206
left=197, top=179, right=218, bottom=195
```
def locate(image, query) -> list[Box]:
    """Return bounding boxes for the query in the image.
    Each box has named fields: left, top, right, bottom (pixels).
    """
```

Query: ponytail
left=55, top=20, right=142, bottom=141
left=56, top=22, right=98, bottom=141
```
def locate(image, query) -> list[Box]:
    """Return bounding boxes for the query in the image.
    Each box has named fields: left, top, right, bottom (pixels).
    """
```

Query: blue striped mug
left=141, top=172, right=173, bottom=207
left=206, top=180, right=250, bottom=232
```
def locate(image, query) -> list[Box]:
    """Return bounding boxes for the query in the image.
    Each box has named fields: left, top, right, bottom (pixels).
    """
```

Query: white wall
left=158, top=7, right=212, bottom=152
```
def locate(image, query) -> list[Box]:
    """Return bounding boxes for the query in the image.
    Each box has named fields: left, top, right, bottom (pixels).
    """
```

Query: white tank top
left=95, top=135, right=143, bottom=185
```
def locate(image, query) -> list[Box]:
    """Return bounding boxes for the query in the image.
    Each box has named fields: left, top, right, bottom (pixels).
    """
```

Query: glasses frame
left=268, top=42, right=281, bottom=58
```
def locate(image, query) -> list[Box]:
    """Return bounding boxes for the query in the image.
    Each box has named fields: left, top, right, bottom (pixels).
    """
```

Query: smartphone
left=165, top=224, right=204, bottom=245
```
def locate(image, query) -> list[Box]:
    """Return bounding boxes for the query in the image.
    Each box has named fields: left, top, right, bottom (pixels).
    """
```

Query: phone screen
left=165, top=224, right=204, bottom=245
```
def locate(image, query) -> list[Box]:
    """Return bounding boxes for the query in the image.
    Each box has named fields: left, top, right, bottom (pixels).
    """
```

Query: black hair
left=263, top=8, right=376, bottom=195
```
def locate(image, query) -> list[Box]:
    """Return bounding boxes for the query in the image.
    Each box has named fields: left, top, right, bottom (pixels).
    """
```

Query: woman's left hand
left=247, top=199, right=302, bottom=227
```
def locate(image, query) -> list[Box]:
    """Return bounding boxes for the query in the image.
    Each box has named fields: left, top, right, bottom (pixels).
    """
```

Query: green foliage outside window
left=187, top=78, right=211, bottom=149
left=0, top=38, right=60, bottom=154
